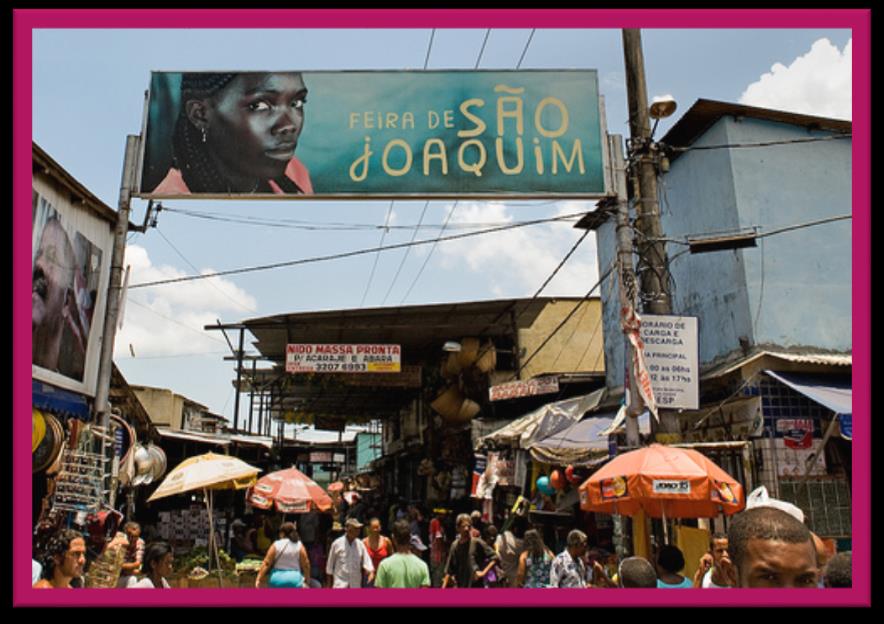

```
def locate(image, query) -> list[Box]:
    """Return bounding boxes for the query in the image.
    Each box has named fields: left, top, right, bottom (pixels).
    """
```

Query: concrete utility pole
left=94, top=134, right=140, bottom=507
left=622, top=29, right=680, bottom=438
left=606, top=135, right=643, bottom=449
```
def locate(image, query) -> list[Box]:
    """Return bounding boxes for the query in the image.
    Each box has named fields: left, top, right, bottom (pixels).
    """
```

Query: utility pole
left=94, top=134, right=140, bottom=507
left=622, top=29, right=680, bottom=439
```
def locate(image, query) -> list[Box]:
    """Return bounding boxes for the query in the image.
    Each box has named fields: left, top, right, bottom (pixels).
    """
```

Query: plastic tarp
left=528, top=411, right=652, bottom=467
left=764, top=370, right=852, bottom=415
left=478, top=388, right=606, bottom=450
left=32, top=380, right=90, bottom=419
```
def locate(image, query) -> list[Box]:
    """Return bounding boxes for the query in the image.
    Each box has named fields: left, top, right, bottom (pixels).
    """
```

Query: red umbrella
left=246, top=467, right=334, bottom=514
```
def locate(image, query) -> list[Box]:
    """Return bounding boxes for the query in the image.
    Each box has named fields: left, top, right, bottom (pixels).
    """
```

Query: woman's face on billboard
left=193, top=72, right=308, bottom=184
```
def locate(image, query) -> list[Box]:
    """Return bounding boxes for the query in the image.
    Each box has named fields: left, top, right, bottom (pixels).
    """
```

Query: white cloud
left=739, top=38, right=851, bottom=120
left=114, top=245, right=258, bottom=358
left=435, top=202, right=599, bottom=298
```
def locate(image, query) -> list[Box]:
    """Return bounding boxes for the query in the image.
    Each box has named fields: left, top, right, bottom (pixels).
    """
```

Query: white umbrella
left=148, top=452, right=261, bottom=577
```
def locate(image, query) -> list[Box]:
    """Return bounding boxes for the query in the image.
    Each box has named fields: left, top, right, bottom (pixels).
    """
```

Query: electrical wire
left=155, top=228, right=256, bottom=315
left=516, top=29, right=536, bottom=69
left=160, top=205, right=577, bottom=231
left=381, top=200, right=431, bottom=306
left=129, top=209, right=588, bottom=290
left=476, top=29, right=491, bottom=69
left=360, top=200, right=395, bottom=307
left=397, top=201, right=458, bottom=304
left=125, top=298, right=229, bottom=345
left=514, top=259, right=616, bottom=380
left=119, top=351, right=230, bottom=360
left=646, top=214, right=852, bottom=246
left=665, top=134, right=851, bottom=153
left=423, top=28, right=436, bottom=69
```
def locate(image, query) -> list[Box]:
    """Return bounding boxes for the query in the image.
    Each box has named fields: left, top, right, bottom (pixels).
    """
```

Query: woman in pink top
left=152, top=72, right=313, bottom=195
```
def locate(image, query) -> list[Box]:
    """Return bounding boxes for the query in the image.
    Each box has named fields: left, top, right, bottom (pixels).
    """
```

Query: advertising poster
left=138, top=70, right=607, bottom=199
left=32, top=192, right=104, bottom=390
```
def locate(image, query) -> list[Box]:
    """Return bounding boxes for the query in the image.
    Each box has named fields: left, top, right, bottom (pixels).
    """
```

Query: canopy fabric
left=764, top=370, right=852, bottom=415
left=32, top=380, right=90, bottom=419
left=147, top=452, right=261, bottom=502
left=247, top=467, right=333, bottom=513
left=479, top=388, right=606, bottom=449
left=527, top=409, right=652, bottom=466
left=578, top=444, right=744, bottom=519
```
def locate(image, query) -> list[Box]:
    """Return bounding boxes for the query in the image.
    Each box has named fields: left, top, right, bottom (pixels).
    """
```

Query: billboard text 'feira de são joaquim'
left=137, top=70, right=608, bottom=200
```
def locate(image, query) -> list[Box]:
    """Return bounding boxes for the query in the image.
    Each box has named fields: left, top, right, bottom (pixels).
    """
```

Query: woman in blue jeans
left=255, top=522, right=311, bottom=588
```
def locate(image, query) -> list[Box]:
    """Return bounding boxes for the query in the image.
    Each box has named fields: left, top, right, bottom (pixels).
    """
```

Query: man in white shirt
left=326, top=518, right=374, bottom=588
left=693, top=533, right=734, bottom=588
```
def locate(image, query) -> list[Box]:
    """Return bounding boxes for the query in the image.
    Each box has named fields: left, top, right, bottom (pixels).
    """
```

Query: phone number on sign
left=312, top=363, right=368, bottom=372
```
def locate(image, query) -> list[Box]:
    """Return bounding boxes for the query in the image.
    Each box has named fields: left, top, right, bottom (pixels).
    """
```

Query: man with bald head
left=727, top=506, right=819, bottom=588
left=33, top=218, right=78, bottom=372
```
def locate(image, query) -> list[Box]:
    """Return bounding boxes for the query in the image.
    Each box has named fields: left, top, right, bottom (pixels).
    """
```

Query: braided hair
left=172, top=72, right=303, bottom=194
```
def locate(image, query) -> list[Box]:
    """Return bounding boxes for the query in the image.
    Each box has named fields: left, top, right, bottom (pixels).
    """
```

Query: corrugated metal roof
left=660, top=99, right=851, bottom=163
left=702, top=350, right=851, bottom=379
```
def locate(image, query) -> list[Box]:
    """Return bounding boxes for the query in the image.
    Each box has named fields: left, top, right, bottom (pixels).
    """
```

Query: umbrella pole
left=662, top=503, right=669, bottom=545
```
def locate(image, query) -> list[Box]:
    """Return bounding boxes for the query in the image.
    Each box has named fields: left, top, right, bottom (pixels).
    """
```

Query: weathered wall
left=518, top=298, right=605, bottom=379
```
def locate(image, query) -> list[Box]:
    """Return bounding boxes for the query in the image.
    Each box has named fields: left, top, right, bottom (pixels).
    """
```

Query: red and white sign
left=489, top=377, right=559, bottom=402
left=777, top=419, right=814, bottom=450
left=286, top=343, right=401, bottom=373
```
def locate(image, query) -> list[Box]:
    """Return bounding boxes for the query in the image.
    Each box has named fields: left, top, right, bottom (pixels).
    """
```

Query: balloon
left=536, top=476, right=554, bottom=497
left=550, top=469, right=566, bottom=490
left=565, top=465, right=578, bottom=484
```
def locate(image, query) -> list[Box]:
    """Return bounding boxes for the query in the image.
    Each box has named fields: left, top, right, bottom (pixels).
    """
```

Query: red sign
left=777, top=419, right=814, bottom=450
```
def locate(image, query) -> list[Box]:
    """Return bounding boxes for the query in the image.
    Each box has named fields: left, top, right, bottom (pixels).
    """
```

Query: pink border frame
left=14, top=9, right=870, bottom=608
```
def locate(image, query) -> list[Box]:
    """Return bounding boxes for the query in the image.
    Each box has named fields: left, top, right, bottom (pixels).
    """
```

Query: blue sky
left=32, top=27, right=852, bottom=423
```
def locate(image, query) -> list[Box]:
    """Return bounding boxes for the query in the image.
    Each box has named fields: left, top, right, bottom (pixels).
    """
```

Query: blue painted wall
left=598, top=113, right=851, bottom=389
left=356, top=432, right=382, bottom=472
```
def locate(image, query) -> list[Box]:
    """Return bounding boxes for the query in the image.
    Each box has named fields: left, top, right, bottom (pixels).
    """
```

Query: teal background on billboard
left=142, top=70, right=605, bottom=197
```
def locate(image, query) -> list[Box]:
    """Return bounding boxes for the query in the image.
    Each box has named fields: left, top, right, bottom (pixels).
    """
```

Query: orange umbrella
left=578, top=444, right=744, bottom=519
left=246, top=467, right=334, bottom=514
left=327, top=481, right=345, bottom=493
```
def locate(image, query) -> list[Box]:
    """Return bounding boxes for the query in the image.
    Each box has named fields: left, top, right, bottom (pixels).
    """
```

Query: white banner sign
left=641, top=315, right=699, bottom=410
left=652, top=479, right=691, bottom=495
left=488, top=376, right=559, bottom=401
left=286, top=343, right=401, bottom=373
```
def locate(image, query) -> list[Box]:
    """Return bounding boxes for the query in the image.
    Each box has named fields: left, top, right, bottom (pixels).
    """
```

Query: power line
left=423, top=28, right=436, bottom=69
left=125, top=298, right=229, bottom=345
left=516, top=29, right=536, bottom=69
left=650, top=214, right=852, bottom=246
left=515, top=260, right=616, bottom=379
left=119, top=351, right=230, bottom=360
left=155, top=227, right=256, bottom=315
left=360, top=200, right=395, bottom=307
left=381, top=200, right=431, bottom=306
left=476, top=29, right=491, bottom=69
left=531, top=229, right=590, bottom=298
left=161, top=206, right=578, bottom=231
left=665, top=134, right=851, bottom=154
left=398, top=201, right=459, bottom=304
left=129, top=209, right=588, bottom=290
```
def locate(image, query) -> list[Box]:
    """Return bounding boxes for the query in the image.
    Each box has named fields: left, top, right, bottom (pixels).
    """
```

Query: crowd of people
left=32, top=497, right=852, bottom=591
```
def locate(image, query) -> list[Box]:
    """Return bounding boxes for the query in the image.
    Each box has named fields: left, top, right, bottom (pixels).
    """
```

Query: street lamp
left=649, top=94, right=677, bottom=138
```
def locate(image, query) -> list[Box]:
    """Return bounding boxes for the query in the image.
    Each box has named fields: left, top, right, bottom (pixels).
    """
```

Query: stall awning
left=478, top=388, right=606, bottom=450
left=528, top=411, right=651, bottom=467
left=155, top=428, right=231, bottom=447
left=764, top=370, right=852, bottom=415
left=32, top=380, right=90, bottom=419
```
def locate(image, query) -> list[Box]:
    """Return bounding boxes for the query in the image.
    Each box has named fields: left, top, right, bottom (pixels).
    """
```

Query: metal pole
left=622, top=29, right=679, bottom=438
left=94, top=135, right=140, bottom=507
left=248, top=358, right=256, bottom=434
left=232, top=328, right=244, bottom=434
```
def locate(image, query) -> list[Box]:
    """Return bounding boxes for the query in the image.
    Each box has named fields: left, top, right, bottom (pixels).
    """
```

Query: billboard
left=32, top=189, right=109, bottom=395
left=137, top=70, right=608, bottom=199
left=286, top=344, right=401, bottom=373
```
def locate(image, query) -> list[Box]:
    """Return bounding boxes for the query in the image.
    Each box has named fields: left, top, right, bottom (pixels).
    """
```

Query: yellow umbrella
left=148, top=452, right=261, bottom=575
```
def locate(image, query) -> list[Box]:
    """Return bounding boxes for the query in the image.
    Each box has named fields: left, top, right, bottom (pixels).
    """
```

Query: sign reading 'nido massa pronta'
left=138, top=70, right=608, bottom=199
